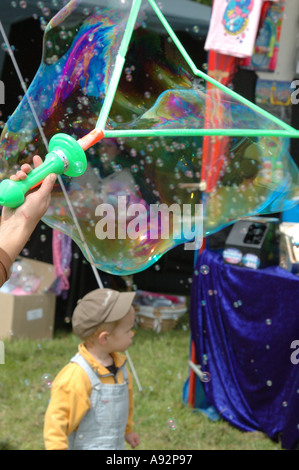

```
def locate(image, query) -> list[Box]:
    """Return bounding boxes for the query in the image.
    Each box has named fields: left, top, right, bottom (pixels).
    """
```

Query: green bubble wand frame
left=1, top=0, right=299, bottom=208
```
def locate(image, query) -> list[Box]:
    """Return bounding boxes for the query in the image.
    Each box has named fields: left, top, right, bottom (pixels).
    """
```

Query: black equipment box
left=223, top=217, right=280, bottom=269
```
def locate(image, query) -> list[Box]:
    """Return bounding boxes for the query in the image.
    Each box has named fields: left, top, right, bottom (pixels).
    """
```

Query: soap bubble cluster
left=1, top=0, right=298, bottom=275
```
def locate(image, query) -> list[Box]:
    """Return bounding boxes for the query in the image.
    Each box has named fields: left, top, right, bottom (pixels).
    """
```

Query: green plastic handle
left=0, top=133, right=87, bottom=208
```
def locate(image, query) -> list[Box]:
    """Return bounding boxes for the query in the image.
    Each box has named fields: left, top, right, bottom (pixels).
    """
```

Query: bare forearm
left=0, top=157, right=56, bottom=277
left=0, top=169, right=56, bottom=263
left=0, top=247, right=12, bottom=286
left=0, top=215, right=34, bottom=264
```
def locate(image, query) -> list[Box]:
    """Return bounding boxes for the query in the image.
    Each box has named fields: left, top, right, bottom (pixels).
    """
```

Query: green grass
left=0, top=314, right=281, bottom=450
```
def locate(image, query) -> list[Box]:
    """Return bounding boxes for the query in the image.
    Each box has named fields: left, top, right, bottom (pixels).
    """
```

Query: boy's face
left=107, top=307, right=135, bottom=352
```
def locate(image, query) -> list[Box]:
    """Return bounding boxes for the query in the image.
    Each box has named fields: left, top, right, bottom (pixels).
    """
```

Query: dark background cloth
left=190, top=248, right=299, bottom=450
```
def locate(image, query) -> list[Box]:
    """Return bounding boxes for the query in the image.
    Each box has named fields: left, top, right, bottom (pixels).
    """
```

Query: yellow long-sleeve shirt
left=43, top=343, right=134, bottom=450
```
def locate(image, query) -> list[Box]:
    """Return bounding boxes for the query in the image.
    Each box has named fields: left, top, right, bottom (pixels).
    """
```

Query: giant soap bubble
left=0, top=0, right=298, bottom=274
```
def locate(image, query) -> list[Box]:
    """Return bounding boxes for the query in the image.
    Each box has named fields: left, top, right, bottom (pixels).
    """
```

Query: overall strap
left=70, top=353, right=101, bottom=387
left=119, top=361, right=129, bottom=383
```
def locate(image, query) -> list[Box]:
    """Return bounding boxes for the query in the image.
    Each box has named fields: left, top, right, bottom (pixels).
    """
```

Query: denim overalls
left=68, top=353, right=129, bottom=450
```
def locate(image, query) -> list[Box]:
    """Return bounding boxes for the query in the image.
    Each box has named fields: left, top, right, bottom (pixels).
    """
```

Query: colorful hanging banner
left=255, top=78, right=292, bottom=125
left=241, top=0, right=285, bottom=71
left=204, top=0, right=264, bottom=59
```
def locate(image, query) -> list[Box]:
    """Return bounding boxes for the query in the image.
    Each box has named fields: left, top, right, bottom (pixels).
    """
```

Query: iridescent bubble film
left=0, top=0, right=298, bottom=274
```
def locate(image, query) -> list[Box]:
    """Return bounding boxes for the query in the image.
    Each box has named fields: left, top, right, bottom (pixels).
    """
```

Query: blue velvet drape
left=190, top=249, right=299, bottom=450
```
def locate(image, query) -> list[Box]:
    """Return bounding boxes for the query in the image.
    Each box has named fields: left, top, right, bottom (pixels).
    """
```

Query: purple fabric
left=52, top=231, right=72, bottom=299
left=190, top=249, right=299, bottom=450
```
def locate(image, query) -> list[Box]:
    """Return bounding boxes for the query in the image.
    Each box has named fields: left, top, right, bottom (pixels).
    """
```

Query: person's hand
left=0, top=155, right=56, bottom=262
left=125, top=431, right=140, bottom=449
left=1, top=155, right=57, bottom=226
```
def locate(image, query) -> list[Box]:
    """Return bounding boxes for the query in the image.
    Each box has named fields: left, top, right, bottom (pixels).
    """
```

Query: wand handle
left=0, top=133, right=87, bottom=208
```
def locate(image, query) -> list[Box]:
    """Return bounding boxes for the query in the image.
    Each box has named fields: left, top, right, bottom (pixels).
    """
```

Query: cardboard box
left=0, top=257, right=56, bottom=341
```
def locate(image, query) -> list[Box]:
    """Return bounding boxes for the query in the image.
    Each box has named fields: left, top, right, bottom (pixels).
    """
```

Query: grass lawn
left=0, top=314, right=281, bottom=450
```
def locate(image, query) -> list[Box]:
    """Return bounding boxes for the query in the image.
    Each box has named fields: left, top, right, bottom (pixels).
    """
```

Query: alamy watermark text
left=290, top=340, right=299, bottom=365
left=94, top=197, right=203, bottom=250
left=291, top=80, right=299, bottom=105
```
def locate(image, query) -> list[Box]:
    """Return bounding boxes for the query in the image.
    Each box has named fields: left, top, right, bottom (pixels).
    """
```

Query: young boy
left=43, top=288, right=140, bottom=450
